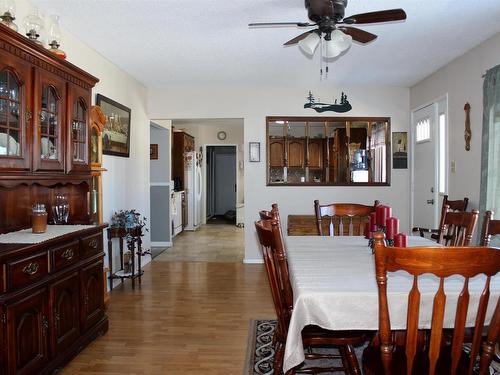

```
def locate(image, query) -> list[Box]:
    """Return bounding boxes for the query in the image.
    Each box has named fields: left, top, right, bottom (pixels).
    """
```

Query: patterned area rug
left=244, top=320, right=364, bottom=375
left=244, top=320, right=500, bottom=375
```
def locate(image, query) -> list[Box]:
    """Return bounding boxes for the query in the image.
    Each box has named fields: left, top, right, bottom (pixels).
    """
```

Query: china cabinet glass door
left=0, top=54, right=31, bottom=172
left=66, top=84, right=90, bottom=173
left=34, top=70, right=65, bottom=172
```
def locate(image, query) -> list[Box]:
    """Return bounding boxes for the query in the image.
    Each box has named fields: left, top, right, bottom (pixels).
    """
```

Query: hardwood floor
left=60, top=261, right=274, bottom=374
left=155, top=224, right=244, bottom=262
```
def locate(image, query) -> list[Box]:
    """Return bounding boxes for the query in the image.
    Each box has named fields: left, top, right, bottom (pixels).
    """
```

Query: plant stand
left=107, top=227, right=150, bottom=290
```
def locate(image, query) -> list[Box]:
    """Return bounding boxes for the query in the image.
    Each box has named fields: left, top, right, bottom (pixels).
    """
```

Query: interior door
left=412, top=104, right=439, bottom=229
left=215, top=150, right=236, bottom=215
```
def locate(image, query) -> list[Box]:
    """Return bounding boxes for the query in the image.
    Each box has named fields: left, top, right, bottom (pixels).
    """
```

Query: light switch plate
left=451, top=161, right=456, bottom=173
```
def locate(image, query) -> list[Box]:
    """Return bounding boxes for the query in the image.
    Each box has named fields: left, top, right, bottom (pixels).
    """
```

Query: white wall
left=149, top=84, right=410, bottom=262
left=410, top=32, right=500, bottom=211
left=16, top=1, right=152, bottom=276
left=172, top=119, right=244, bottom=223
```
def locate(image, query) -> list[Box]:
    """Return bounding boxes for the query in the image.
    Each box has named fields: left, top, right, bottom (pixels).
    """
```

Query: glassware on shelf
left=0, top=0, right=18, bottom=31
left=52, top=193, right=69, bottom=224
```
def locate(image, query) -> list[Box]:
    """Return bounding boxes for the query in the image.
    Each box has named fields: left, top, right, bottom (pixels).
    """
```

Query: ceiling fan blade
left=339, top=27, right=377, bottom=43
left=343, top=9, right=406, bottom=25
left=249, top=22, right=315, bottom=27
left=283, top=30, right=317, bottom=46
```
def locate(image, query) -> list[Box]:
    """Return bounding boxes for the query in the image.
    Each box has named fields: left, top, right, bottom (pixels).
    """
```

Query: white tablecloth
left=0, top=225, right=97, bottom=244
left=283, top=235, right=500, bottom=372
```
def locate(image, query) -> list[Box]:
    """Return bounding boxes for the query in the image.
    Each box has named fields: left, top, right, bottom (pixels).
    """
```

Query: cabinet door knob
left=61, top=248, right=74, bottom=260
left=22, top=262, right=39, bottom=275
left=43, top=317, right=49, bottom=335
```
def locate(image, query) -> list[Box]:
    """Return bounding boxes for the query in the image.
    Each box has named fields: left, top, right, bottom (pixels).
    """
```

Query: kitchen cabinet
left=172, top=131, right=195, bottom=191
left=269, top=139, right=284, bottom=167
left=307, top=139, right=323, bottom=169
left=287, top=139, right=305, bottom=168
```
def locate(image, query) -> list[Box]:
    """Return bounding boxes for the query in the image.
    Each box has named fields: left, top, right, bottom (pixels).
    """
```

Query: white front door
left=412, top=103, right=439, bottom=229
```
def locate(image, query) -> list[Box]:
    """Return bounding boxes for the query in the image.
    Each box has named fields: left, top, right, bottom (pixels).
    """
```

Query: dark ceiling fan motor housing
left=306, top=0, right=347, bottom=22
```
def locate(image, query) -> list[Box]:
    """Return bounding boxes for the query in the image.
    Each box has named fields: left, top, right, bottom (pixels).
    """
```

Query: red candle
left=385, top=217, right=399, bottom=240
left=370, top=212, right=377, bottom=231
left=394, top=233, right=407, bottom=247
left=385, top=206, right=392, bottom=220
left=385, top=218, right=394, bottom=240
left=376, top=205, right=387, bottom=226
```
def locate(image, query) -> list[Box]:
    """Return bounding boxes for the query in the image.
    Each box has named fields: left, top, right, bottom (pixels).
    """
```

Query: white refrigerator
left=184, top=151, right=203, bottom=231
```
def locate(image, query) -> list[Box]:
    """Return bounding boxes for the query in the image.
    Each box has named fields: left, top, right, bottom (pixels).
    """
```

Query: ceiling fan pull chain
left=319, top=36, right=324, bottom=79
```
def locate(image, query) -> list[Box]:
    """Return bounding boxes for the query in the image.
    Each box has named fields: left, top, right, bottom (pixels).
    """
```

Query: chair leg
left=274, top=342, right=285, bottom=375
left=339, top=346, right=351, bottom=374
left=345, top=345, right=361, bottom=375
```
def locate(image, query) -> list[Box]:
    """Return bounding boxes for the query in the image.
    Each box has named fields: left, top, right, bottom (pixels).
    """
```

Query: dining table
left=282, top=235, right=500, bottom=373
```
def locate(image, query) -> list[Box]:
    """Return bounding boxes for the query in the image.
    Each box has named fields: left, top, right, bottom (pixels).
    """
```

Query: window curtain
left=479, top=64, right=500, bottom=246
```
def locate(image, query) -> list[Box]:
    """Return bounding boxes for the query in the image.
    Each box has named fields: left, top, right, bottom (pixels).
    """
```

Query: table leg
left=107, top=236, right=113, bottom=291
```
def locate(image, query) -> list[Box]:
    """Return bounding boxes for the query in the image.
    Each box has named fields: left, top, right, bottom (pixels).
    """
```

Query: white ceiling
left=31, top=0, right=500, bottom=88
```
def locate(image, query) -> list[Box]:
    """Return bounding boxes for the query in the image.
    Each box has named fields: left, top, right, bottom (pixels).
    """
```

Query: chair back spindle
left=368, top=233, right=500, bottom=375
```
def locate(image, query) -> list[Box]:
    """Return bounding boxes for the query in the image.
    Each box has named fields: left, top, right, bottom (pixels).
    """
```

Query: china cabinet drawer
left=81, top=233, right=103, bottom=258
left=50, top=241, right=80, bottom=271
left=6, top=252, right=49, bottom=290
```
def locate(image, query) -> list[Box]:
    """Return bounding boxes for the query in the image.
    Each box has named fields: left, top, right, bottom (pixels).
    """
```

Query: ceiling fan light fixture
left=324, top=39, right=342, bottom=58
left=298, top=32, right=320, bottom=56
left=331, top=29, right=352, bottom=52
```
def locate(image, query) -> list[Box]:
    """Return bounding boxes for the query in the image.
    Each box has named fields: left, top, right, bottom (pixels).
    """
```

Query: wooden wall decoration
left=464, top=102, right=471, bottom=151
left=150, top=144, right=159, bottom=160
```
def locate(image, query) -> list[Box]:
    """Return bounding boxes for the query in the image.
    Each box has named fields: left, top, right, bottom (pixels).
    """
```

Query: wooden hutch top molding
left=0, top=24, right=99, bottom=90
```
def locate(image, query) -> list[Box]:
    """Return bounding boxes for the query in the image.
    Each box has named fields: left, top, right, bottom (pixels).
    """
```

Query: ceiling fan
left=249, top=0, right=406, bottom=59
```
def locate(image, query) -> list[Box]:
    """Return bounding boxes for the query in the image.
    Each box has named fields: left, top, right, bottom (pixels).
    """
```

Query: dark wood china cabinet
left=0, top=25, right=108, bottom=375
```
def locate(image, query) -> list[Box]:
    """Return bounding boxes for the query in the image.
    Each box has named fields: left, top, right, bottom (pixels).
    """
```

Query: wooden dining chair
left=259, top=203, right=280, bottom=221
left=437, top=207, right=479, bottom=246
left=363, top=232, right=500, bottom=375
left=255, top=218, right=367, bottom=375
left=413, top=195, right=469, bottom=241
left=314, top=200, right=378, bottom=236
left=480, top=211, right=500, bottom=246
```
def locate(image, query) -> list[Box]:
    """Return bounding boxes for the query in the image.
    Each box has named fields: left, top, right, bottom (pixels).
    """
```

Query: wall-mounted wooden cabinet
left=266, top=116, right=391, bottom=186
left=307, top=139, right=324, bottom=169
left=287, top=139, right=305, bottom=168
left=269, top=139, right=284, bottom=167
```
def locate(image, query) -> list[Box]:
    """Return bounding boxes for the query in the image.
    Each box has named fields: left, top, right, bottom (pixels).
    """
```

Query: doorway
left=411, top=97, right=448, bottom=230
left=206, top=145, right=237, bottom=224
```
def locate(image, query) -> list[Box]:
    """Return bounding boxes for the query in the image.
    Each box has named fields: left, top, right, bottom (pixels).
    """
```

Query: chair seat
left=302, top=325, right=369, bottom=346
left=362, top=344, right=475, bottom=375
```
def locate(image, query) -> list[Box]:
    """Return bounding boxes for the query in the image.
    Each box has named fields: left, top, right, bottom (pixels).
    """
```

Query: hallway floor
left=60, top=261, right=274, bottom=375
left=154, top=224, right=244, bottom=262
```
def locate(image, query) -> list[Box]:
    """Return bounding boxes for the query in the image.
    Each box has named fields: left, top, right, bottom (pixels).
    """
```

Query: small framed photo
left=249, top=142, right=260, bottom=162
left=150, top=144, right=158, bottom=160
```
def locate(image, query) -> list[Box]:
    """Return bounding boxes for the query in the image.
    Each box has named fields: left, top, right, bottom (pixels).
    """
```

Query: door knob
left=427, top=199, right=434, bottom=205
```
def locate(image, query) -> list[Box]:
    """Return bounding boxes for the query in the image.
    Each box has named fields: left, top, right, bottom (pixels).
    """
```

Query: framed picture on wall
left=150, top=144, right=158, bottom=160
left=392, top=132, right=408, bottom=169
left=96, top=94, right=131, bottom=157
left=249, top=142, right=260, bottom=162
